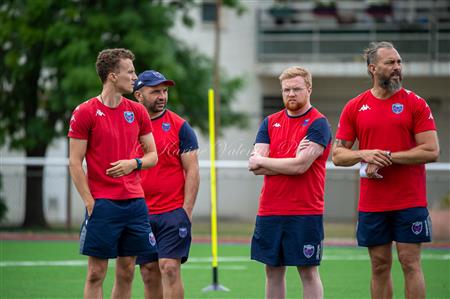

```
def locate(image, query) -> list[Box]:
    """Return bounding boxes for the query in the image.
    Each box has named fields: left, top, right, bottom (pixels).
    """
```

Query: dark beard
left=149, top=101, right=166, bottom=113
left=378, top=72, right=402, bottom=92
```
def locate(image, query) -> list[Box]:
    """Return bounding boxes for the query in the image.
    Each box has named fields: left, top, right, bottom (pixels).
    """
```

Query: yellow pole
left=202, top=88, right=229, bottom=292
left=208, top=88, right=219, bottom=269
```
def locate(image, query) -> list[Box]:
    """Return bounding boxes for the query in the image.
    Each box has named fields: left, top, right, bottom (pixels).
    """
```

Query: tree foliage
left=0, top=0, right=247, bottom=227
left=0, top=0, right=246, bottom=146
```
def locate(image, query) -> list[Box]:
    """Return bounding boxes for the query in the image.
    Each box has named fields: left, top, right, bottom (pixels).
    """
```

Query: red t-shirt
left=256, top=108, right=332, bottom=216
left=139, top=110, right=198, bottom=214
left=336, top=88, right=437, bottom=212
left=68, top=97, right=152, bottom=200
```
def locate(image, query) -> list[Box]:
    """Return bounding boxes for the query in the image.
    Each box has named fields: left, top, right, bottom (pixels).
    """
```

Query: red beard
left=285, top=100, right=303, bottom=111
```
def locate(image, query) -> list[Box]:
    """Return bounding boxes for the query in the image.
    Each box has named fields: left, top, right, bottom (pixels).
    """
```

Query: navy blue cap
left=133, top=70, right=175, bottom=92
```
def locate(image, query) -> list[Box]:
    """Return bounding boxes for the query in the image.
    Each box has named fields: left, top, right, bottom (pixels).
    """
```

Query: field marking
left=1, top=254, right=448, bottom=267
left=183, top=265, right=247, bottom=270
left=188, top=254, right=450, bottom=262
left=0, top=260, right=247, bottom=270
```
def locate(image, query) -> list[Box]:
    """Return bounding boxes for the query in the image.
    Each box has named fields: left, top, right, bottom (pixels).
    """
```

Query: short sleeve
left=413, top=96, right=437, bottom=134
left=306, top=118, right=332, bottom=148
left=179, top=121, right=199, bottom=153
left=137, top=104, right=153, bottom=136
left=335, top=102, right=356, bottom=142
left=68, top=103, right=91, bottom=140
left=255, top=117, right=270, bottom=144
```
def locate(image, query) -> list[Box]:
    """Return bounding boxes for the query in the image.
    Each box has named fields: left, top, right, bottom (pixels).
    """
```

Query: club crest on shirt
left=302, top=118, right=310, bottom=126
left=303, top=244, right=315, bottom=258
left=179, top=227, right=188, bottom=238
left=411, top=221, right=423, bottom=235
left=124, top=111, right=135, bottom=123
left=162, top=122, right=171, bottom=132
left=148, top=232, right=157, bottom=246
left=392, top=103, right=404, bottom=114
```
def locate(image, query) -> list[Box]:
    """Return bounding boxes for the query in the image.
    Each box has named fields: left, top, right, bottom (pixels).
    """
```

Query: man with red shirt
left=333, top=41, right=439, bottom=299
left=68, top=48, right=158, bottom=299
left=249, top=66, right=331, bottom=299
left=133, top=70, right=199, bottom=299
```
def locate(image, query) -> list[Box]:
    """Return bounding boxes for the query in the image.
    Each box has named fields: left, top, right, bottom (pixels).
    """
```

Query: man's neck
left=371, top=85, right=400, bottom=100
left=150, top=109, right=166, bottom=120
left=286, top=103, right=311, bottom=117
left=99, top=85, right=123, bottom=108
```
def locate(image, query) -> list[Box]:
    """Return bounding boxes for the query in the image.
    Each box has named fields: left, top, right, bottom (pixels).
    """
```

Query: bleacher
left=257, top=0, right=450, bottom=62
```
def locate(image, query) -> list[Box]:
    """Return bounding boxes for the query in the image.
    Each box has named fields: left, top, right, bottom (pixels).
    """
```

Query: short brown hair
left=278, top=66, right=312, bottom=89
left=96, top=48, right=135, bottom=83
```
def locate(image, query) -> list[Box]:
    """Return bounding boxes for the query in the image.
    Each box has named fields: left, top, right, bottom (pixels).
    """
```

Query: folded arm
left=248, top=143, right=278, bottom=175
left=249, top=139, right=323, bottom=176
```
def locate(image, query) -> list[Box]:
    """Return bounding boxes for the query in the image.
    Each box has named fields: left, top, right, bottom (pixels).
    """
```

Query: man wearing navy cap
left=134, top=70, right=200, bottom=299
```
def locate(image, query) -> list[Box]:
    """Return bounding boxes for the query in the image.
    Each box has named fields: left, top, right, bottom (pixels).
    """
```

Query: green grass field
left=1, top=240, right=449, bottom=299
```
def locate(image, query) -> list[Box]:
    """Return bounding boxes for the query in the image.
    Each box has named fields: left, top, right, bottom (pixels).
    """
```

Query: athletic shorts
left=357, top=207, right=432, bottom=247
left=79, top=198, right=157, bottom=259
left=251, top=215, right=324, bottom=267
left=136, top=208, right=192, bottom=265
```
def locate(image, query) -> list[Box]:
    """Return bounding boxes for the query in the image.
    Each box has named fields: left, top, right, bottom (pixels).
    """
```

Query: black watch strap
left=134, top=158, right=142, bottom=170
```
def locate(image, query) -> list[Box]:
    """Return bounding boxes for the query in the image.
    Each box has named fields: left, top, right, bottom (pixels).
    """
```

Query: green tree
left=0, top=0, right=247, bottom=227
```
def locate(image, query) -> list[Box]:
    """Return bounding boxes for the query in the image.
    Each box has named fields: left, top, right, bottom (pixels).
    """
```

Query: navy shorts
left=136, top=208, right=192, bottom=265
left=357, top=207, right=432, bottom=247
left=79, top=198, right=157, bottom=259
left=251, top=215, right=324, bottom=267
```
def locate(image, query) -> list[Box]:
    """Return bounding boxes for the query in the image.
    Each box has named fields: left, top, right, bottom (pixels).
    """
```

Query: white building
left=1, top=0, right=449, bottom=226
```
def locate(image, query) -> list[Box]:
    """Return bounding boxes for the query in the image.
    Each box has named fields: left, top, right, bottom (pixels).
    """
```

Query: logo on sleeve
left=124, top=111, right=135, bottom=123
left=392, top=103, right=404, bottom=114
left=162, top=122, right=171, bottom=132
left=303, top=244, right=315, bottom=258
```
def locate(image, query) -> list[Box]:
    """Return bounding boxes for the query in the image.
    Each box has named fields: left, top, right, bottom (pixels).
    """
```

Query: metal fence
left=1, top=157, right=449, bottom=227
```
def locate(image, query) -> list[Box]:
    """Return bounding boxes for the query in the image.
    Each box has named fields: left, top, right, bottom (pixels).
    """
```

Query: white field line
left=1, top=254, right=448, bottom=268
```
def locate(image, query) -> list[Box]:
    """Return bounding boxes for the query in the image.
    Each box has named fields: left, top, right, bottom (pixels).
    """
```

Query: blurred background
left=1, top=0, right=449, bottom=240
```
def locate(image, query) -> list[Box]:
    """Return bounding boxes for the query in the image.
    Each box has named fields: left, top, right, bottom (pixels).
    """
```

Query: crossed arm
left=248, top=138, right=325, bottom=176
left=332, top=130, right=439, bottom=178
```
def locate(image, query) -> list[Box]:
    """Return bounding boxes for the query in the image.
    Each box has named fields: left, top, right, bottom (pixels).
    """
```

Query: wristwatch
left=134, top=158, right=143, bottom=170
